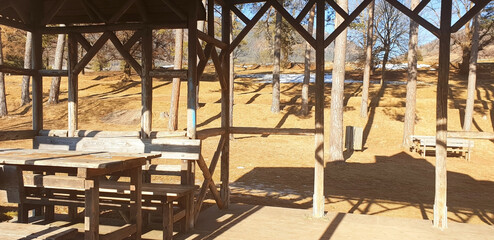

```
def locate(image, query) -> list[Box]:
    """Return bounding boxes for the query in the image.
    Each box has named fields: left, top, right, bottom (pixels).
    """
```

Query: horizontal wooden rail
left=39, top=69, right=68, bottom=76
left=0, top=65, right=68, bottom=76
left=196, top=128, right=226, bottom=140
left=150, top=69, right=188, bottom=79
left=197, top=30, right=228, bottom=49
left=0, top=130, right=37, bottom=141
left=230, top=127, right=315, bottom=135
left=447, top=131, right=494, bottom=140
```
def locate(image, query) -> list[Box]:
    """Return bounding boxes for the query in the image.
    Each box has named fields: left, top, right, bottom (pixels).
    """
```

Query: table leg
left=130, top=166, right=142, bottom=239
left=85, top=178, right=99, bottom=240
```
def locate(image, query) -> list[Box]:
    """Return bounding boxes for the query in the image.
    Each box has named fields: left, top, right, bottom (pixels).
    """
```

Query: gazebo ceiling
left=0, top=0, right=205, bottom=31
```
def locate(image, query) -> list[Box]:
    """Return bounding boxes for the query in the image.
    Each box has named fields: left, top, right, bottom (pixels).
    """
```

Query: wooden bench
left=26, top=133, right=200, bottom=239
left=410, top=135, right=474, bottom=161
left=1, top=165, right=78, bottom=240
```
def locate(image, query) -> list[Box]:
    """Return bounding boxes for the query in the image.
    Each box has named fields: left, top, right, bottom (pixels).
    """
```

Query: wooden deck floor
left=164, top=204, right=494, bottom=240
left=16, top=204, right=494, bottom=239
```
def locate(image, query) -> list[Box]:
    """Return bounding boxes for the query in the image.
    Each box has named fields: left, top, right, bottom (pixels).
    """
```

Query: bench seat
left=410, top=135, right=474, bottom=161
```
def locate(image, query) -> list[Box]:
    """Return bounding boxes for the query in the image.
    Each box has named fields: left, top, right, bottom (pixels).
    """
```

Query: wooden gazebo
left=0, top=0, right=491, bottom=232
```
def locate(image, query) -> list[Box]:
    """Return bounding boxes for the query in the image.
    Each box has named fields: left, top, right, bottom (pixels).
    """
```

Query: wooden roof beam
left=42, top=0, right=67, bottom=25
left=412, top=0, right=430, bottom=14
left=325, top=0, right=372, bottom=47
left=82, top=0, right=108, bottom=23
left=269, top=0, right=316, bottom=48
left=74, top=32, right=111, bottom=74
left=295, top=0, right=316, bottom=22
left=231, top=5, right=250, bottom=24
left=384, top=0, right=439, bottom=38
left=451, top=0, right=491, bottom=33
left=9, top=0, right=30, bottom=24
left=228, top=1, right=271, bottom=54
left=109, top=32, right=142, bottom=76
left=136, top=0, right=149, bottom=23
left=159, top=0, right=186, bottom=21
left=0, top=0, right=10, bottom=11
left=326, top=0, right=349, bottom=19
left=109, top=0, right=138, bottom=23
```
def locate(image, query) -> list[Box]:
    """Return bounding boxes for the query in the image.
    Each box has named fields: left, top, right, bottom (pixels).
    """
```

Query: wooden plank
left=42, top=0, right=67, bottom=25
left=326, top=0, right=349, bottom=18
left=434, top=0, right=451, bottom=230
left=383, top=0, right=439, bottom=38
left=99, top=181, right=195, bottom=197
left=230, top=127, right=315, bottom=135
left=196, top=128, right=226, bottom=140
left=149, top=130, right=187, bottom=138
left=210, top=48, right=226, bottom=90
left=0, top=165, right=24, bottom=204
left=0, top=64, right=36, bottom=75
left=76, top=130, right=140, bottom=138
left=109, top=0, right=138, bottom=23
left=34, top=136, right=201, bottom=160
left=295, top=0, right=316, bottom=22
left=40, top=23, right=187, bottom=34
left=198, top=30, right=228, bottom=50
left=163, top=202, right=173, bottom=240
left=229, top=1, right=271, bottom=54
left=447, top=131, right=494, bottom=139
left=149, top=69, right=188, bottom=78
left=23, top=174, right=87, bottom=189
left=136, top=0, right=149, bottom=22
left=451, top=0, right=491, bottom=33
left=313, top=0, right=325, bottom=218
left=129, top=166, right=142, bottom=239
left=141, top=28, right=153, bottom=139
left=324, top=0, right=372, bottom=47
left=0, top=222, right=77, bottom=240
left=68, top=33, right=79, bottom=137
left=109, top=32, right=142, bottom=76
left=74, top=32, right=111, bottom=75
left=39, top=69, right=68, bottom=76
left=101, top=224, right=136, bottom=240
left=0, top=130, right=36, bottom=141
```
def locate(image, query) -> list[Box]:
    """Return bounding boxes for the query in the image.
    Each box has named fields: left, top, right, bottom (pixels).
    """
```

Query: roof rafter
left=42, top=0, right=67, bottom=25
left=109, top=0, right=138, bottom=23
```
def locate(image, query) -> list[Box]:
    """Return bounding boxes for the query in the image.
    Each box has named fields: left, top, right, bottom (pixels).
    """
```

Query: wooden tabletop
left=0, top=148, right=160, bottom=169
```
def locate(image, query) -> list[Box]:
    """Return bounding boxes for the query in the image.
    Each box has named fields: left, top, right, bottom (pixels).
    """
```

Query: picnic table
left=0, top=148, right=160, bottom=240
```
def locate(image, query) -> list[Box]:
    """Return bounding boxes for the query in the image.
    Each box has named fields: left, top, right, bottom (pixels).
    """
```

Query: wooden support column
left=141, top=28, right=153, bottom=138
left=67, top=33, right=79, bottom=137
left=31, top=31, right=43, bottom=132
left=187, top=2, right=198, bottom=139
left=313, top=0, right=325, bottom=218
left=220, top=1, right=231, bottom=208
left=434, top=0, right=452, bottom=230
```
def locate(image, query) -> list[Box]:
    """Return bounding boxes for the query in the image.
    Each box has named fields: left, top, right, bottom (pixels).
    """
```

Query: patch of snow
left=374, top=63, right=432, bottom=70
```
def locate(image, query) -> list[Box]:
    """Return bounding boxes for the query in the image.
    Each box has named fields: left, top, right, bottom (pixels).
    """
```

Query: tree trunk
left=0, top=27, right=7, bottom=117
left=360, top=1, right=375, bottom=118
left=302, top=5, right=315, bottom=116
left=48, top=33, right=66, bottom=104
left=402, top=0, right=420, bottom=147
left=380, top=47, right=389, bottom=85
left=21, top=32, right=32, bottom=106
left=463, top=13, right=480, bottom=131
left=271, top=1, right=283, bottom=113
left=330, top=0, right=348, bottom=162
left=229, top=11, right=235, bottom=138
left=168, top=29, right=184, bottom=131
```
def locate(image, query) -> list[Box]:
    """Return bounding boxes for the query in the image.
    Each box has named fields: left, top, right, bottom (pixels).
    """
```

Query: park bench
left=1, top=165, right=78, bottom=240
left=410, top=135, right=474, bottom=161
left=19, top=130, right=200, bottom=239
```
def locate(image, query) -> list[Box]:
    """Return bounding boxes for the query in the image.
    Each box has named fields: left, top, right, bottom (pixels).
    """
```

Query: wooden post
left=187, top=2, right=198, bottom=139
left=434, top=0, right=452, bottom=230
left=313, top=0, right=325, bottom=218
left=141, top=28, right=153, bottom=138
left=220, top=0, right=231, bottom=208
left=32, top=31, right=43, bottom=132
left=67, top=33, right=78, bottom=137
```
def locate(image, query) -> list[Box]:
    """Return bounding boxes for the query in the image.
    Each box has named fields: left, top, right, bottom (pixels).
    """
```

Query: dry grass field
left=1, top=64, right=493, bottom=225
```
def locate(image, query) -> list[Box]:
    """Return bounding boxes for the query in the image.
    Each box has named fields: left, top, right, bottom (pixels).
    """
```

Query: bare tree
left=402, top=0, right=420, bottom=147
left=463, top=12, right=480, bottom=131
left=302, top=5, right=315, bottom=116
left=360, top=1, right=375, bottom=118
left=271, top=0, right=283, bottom=113
left=168, top=29, right=184, bottom=131
left=48, top=33, right=66, bottom=104
left=0, top=27, right=7, bottom=117
left=330, top=0, right=348, bottom=162
left=20, top=32, right=32, bottom=106
left=373, top=0, right=408, bottom=84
